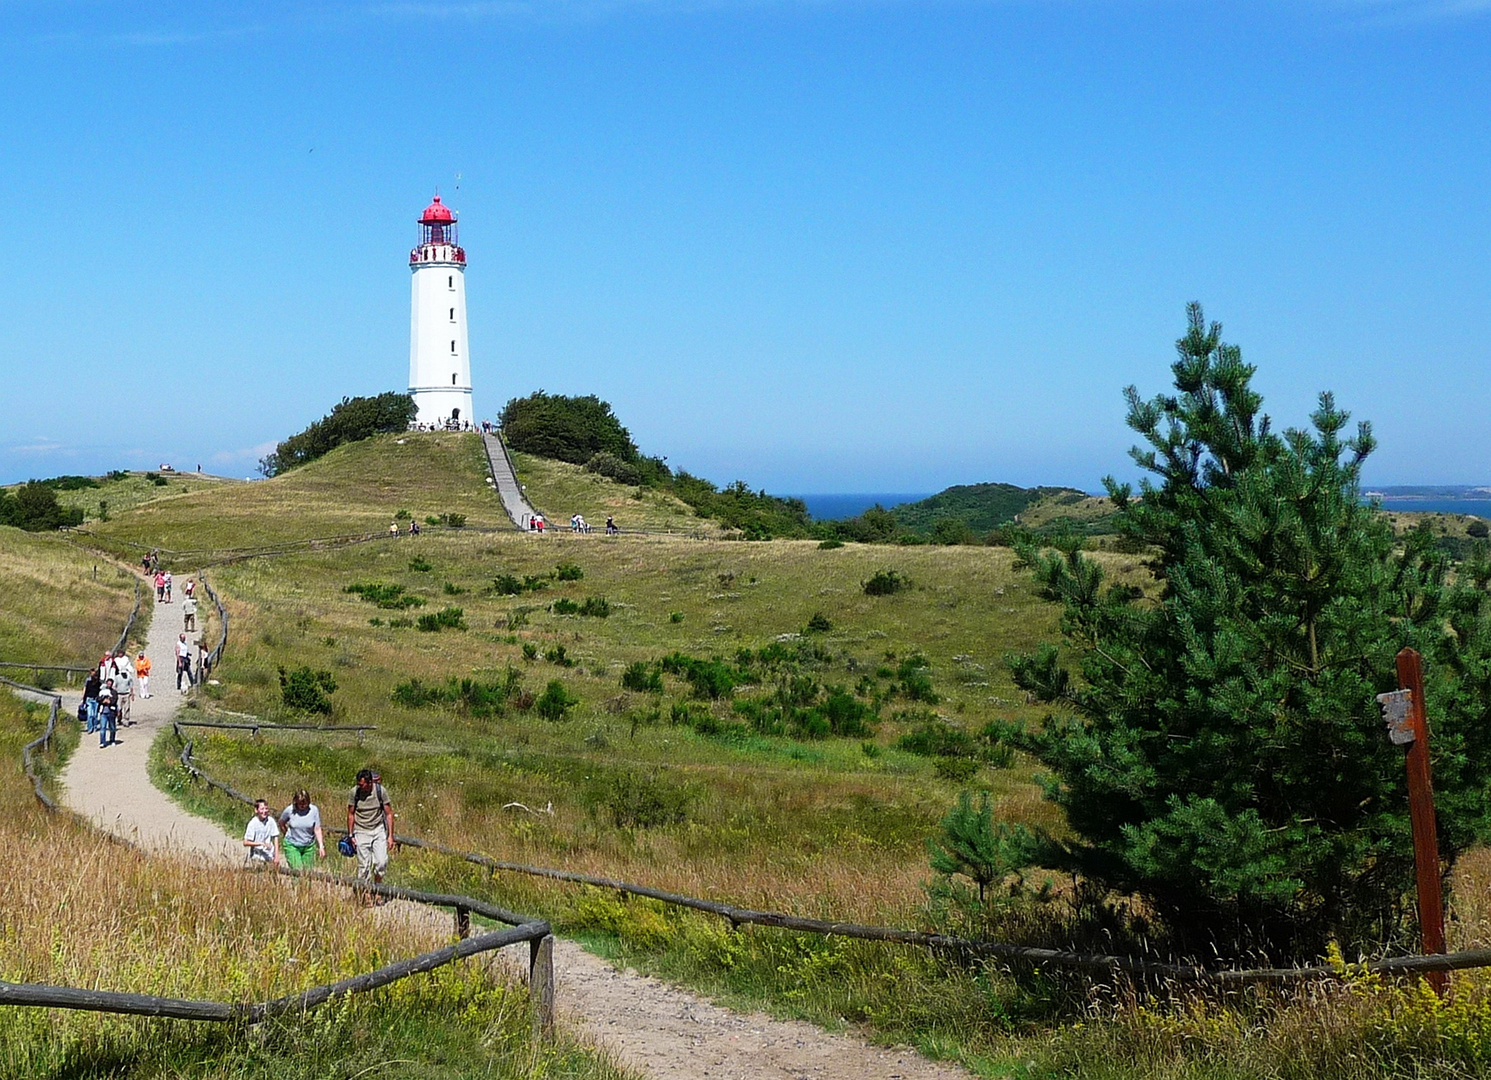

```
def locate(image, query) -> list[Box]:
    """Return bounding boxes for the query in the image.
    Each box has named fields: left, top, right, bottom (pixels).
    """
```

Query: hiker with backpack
left=346, top=768, right=395, bottom=898
left=97, top=679, right=118, bottom=747
left=81, top=669, right=101, bottom=734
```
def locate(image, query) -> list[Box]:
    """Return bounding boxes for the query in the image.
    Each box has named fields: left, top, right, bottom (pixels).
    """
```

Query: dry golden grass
left=0, top=528, right=138, bottom=667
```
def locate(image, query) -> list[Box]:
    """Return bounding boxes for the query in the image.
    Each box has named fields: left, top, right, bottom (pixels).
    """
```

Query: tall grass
left=0, top=528, right=137, bottom=666
left=0, top=689, right=628, bottom=1079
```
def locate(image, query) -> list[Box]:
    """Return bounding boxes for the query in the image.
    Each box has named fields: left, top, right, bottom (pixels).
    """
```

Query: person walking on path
left=154, top=571, right=166, bottom=602
left=111, top=656, right=134, bottom=727
left=243, top=799, right=281, bottom=866
left=347, top=769, right=394, bottom=898
left=182, top=595, right=197, bottom=632
left=96, top=679, right=118, bottom=747
left=81, top=669, right=101, bottom=734
left=184, top=578, right=195, bottom=600
left=278, top=790, right=325, bottom=870
left=163, top=571, right=173, bottom=603
left=135, top=652, right=151, bottom=699
left=175, top=633, right=194, bottom=691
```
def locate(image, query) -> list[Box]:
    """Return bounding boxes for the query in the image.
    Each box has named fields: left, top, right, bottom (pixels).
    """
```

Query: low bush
left=545, top=644, right=576, bottom=667
left=555, top=561, right=584, bottom=581
left=579, top=596, right=611, bottom=618
left=585, top=767, right=693, bottom=828
left=817, top=538, right=844, bottom=550
left=258, top=391, right=415, bottom=476
left=551, top=598, right=580, bottom=615
left=862, top=569, right=909, bottom=596
left=443, top=581, right=466, bottom=595
left=804, top=612, right=833, bottom=634
left=535, top=678, right=579, bottom=721
left=344, top=582, right=424, bottom=610
left=622, top=661, right=664, bottom=693
left=661, top=652, right=737, bottom=699
left=278, top=666, right=337, bottom=713
left=391, top=669, right=525, bottom=717
left=409, top=556, right=433, bottom=572
left=416, top=607, right=466, bottom=632
left=584, top=451, right=641, bottom=485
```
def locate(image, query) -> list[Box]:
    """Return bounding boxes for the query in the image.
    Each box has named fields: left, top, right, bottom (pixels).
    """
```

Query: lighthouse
left=408, top=194, right=473, bottom=427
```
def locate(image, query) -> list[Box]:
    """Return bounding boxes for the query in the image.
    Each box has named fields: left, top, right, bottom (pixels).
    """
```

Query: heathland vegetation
left=11, top=310, right=1491, bottom=1077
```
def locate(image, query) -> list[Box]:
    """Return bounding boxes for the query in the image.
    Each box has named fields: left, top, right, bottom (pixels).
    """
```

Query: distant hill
left=891, top=483, right=1088, bottom=536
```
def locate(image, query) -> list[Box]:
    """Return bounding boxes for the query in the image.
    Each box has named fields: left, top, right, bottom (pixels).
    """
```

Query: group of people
left=80, top=650, right=145, bottom=747
left=387, top=519, right=421, bottom=537
left=407, top=419, right=475, bottom=432
left=243, top=769, right=395, bottom=900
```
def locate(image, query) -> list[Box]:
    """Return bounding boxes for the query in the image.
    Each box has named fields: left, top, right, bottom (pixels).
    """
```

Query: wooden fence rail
left=167, top=718, right=1491, bottom=985
left=3, top=666, right=557, bottom=1037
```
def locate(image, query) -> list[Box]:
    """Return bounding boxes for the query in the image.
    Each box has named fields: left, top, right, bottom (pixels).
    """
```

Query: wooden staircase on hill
left=481, top=431, right=540, bottom=530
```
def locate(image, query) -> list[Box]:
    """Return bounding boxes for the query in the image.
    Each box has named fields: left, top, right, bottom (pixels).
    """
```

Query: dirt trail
left=55, top=581, right=969, bottom=1080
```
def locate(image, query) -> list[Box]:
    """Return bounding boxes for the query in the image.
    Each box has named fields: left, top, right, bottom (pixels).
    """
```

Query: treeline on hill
left=501, top=391, right=812, bottom=539
left=0, top=481, right=85, bottom=531
left=259, top=392, right=417, bottom=477
left=501, top=390, right=1115, bottom=543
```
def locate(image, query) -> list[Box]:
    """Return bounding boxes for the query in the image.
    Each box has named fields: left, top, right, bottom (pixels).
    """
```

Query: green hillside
left=891, top=482, right=1085, bottom=535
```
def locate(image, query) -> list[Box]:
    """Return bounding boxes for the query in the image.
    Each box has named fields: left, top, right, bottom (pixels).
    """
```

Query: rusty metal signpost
left=1377, top=647, right=1448, bottom=997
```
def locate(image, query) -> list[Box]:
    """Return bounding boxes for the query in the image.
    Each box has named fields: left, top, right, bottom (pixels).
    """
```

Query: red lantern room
left=411, top=194, right=465, bottom=265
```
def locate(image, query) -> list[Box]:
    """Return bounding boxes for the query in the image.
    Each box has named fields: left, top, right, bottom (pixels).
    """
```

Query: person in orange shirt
left=135, top=652, right=152, bottom=699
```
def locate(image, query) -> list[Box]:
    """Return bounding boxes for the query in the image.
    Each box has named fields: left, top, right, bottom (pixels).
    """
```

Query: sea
left=792, top=494, right=934, bottom=521
left=1372, top=498, right=1491, bottom=517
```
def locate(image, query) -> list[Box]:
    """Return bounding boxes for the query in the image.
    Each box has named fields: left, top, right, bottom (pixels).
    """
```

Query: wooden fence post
left=1388, top=648, right=1449, bottom=997
left=529, top=933, right=554, bottom=1043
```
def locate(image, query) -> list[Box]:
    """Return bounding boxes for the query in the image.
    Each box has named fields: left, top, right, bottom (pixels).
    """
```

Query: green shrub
left=804, top=612, right=833, bottom=634
left=555, top=561, right=584, bottom=581
left=817, top=538, right=844, bottom=550
left=535, top=679, right=579, bottom=720
left=442, top=512, right=466, bottom=528
left=392, top=669, right=524, bottom=717
left=278, top=666, right=337, bottom=713
left=501, top=391, right=641, bottom=466
left=1470, top=520, right=1490, bottom=540
left=491, top=574, right=525, bottom=596
left=545, top=644, right=576, bottom=667
left=409, top=556, right=433, bottom=572
left=862, top=569, right=909, bottom=596
left=929, top=790, right=1039, bottom=902
left=443, top=582, right=466, bottom=595
left=258, top=392, right=415, bottom=476
left=415, top=607, right=466, bottom=632
left=522, top=642, right=538, bottom=661
left=669, top=611, right=684, bottom=623
left=584, top=451, right=641, bottom=485
left=388, top=617, right=414, bottom=629
left=344, top=582, right=425, bottom=610
left=896, top=654, right=939, bottom=703
left=579, top=596, right=611, bottom=618
left=551, top=598, right=580, bottom=615
left=394, top=509, right=411, bottom=521
left=0, top=482, right=85, bottom=531
left=586, top=768, right=693, bottom=828
left=934, top=757, right=981, bottom=783
left=660, top=652, right=737, bottom=699
left=621, top=661, right=664, bottom=693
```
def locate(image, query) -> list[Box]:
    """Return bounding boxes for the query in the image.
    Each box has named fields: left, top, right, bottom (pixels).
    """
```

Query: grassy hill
left=510, top=451, right=724, bottom=536
left=890, top=482, right=1084, bottom=536
left=85, top=432, right=510, bottom=556
left=0, top=529, right=138, bottom=668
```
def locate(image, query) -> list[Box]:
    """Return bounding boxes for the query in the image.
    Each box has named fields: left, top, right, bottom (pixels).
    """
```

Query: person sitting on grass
left=278, top=789, right=325, bottom=870
left=244, top=799, right=281, bottom=867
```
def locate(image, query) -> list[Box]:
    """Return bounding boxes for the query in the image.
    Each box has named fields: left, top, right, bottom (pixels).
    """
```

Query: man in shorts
left=347, top=768, right=395, bottom=896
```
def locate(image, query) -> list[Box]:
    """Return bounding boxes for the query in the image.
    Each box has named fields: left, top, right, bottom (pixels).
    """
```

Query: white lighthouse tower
left=408, top=194, right=473, bottom=427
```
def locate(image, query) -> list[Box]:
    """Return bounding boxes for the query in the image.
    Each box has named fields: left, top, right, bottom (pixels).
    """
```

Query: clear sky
left=1, top=1, right=1488, bottom=493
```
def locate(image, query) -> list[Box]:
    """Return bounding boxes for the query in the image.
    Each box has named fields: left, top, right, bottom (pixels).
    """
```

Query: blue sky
left=1, top=0, right=1488, bottom=493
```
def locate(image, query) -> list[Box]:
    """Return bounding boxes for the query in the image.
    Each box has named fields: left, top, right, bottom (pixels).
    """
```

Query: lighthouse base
left=409, top=388, right=475, bottom=429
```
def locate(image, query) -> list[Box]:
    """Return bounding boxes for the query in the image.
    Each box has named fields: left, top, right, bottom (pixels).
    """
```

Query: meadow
left=16, top=431, right=1491, bottom=1077
left=0, top=527, right=139, bottom=669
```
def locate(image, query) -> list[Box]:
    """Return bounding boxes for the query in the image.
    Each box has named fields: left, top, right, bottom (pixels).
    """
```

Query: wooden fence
left=165, top=717, right=1491, bottom=986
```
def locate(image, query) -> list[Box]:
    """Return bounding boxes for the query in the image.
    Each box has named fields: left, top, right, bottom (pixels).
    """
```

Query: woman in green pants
left=277, top=790, right=325, bottom=870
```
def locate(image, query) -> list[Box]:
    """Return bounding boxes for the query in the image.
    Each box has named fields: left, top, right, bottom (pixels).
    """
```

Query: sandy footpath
left=54, top=579, right=969, bottom=1080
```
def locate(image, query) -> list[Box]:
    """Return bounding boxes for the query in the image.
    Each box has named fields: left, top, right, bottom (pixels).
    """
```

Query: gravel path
left=55, top=578, right=970, bottom=1080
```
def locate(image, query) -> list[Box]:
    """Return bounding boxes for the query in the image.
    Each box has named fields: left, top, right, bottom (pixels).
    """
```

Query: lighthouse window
left=452, top=374, right=457, bottom=385
left=449, top=308, right=455, bottom=320
left=447, top=276, right=453, bottom=288
left=451, top=341, right=456, bottom=353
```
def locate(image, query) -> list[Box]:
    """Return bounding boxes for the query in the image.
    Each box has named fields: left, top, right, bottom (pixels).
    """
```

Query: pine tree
left=1005, top=304, right=1491, bottom=958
